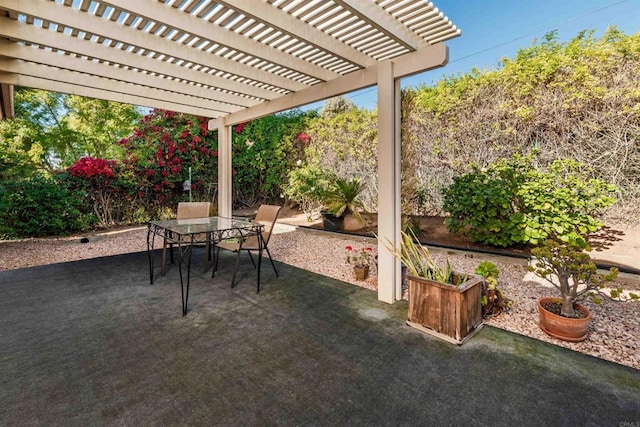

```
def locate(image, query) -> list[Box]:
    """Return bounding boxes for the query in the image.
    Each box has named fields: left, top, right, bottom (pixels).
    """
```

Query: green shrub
left=442, top=154, right=529, bottom=247
left=475, top=261, right=511, bottom=318
left=232, top=111, right=314, bottom=207
left=283, top=165, right=334, bottom=221
left=442, top=153, right=617, bottom=248
left=0, top=174, right=95, bottom=238
left=518, top=159, right=617, bottom=247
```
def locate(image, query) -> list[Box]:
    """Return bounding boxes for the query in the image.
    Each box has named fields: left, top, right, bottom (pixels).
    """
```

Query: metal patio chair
left=214, top=204, right=282, bottom=291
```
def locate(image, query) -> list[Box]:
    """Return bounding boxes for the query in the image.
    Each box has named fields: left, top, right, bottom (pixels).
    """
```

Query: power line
left=450, top=0, right=632, bottom=64
left=309, top=0, right=635, bottom=109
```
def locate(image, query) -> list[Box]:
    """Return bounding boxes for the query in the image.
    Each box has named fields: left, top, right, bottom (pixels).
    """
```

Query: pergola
left=0, top=0, right=460, bottom=303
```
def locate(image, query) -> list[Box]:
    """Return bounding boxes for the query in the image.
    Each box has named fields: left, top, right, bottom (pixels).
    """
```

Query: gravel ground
left=1, top=225, right=638, bottom=370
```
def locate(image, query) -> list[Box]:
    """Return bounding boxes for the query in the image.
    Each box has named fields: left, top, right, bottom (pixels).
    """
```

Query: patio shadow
left=0, top=250, right=638, bottom=425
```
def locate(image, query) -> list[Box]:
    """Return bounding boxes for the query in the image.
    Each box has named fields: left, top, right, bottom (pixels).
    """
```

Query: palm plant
left=323, top=177, right=365, bottom=222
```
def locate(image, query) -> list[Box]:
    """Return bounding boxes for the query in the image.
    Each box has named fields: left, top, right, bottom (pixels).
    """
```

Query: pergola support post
left=376, top=60, right=402, bottom=303
left=217, top=119, right=233, bottom=218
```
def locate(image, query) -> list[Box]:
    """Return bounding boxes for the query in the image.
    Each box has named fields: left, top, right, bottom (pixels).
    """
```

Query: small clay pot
left=353, top=265, right=369, bottom=280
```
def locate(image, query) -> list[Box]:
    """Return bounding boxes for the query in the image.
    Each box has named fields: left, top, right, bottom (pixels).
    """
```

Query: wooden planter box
left=407, top=273, right=484, bottom=345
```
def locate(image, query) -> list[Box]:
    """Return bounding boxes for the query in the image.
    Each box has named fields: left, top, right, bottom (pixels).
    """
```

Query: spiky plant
left=382, top=229, right=459, bottom=284
left=324, top=177, right=365, bottom=222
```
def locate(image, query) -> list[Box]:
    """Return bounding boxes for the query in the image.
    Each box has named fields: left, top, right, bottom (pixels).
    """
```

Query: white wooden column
left=377, top=60, right=402, bottom=303
left=217, top=118, right=233, bottom=218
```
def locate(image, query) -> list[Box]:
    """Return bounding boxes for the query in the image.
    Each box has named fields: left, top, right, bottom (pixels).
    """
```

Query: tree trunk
left=561, top=295, right=575, bottom=317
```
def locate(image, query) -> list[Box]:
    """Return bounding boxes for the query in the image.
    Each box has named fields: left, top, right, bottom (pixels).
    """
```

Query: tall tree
left=65, top=96, right=140, bottom=161
left=0, top=88, right=140, bottom=179
left=0, top=115, right=43, bottom=180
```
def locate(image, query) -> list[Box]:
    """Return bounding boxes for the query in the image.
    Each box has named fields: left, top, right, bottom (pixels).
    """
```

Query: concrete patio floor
left=0, top=249, right=638, bottom=425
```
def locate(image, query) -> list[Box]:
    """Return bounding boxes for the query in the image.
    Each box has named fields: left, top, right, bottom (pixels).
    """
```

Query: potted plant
left=383, top=230, right=483, bottom=345
left=321, top=177, right=365, bottom=231
left=475, top=261, right=511, bottom=318
left=345, top=244, right=374, bottom=280
left=528, top=239, right=622, bottom=342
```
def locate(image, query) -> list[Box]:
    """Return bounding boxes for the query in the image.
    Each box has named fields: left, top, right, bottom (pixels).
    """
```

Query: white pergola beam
left=100, top=0, right=339, bottom=84
left=0, top=59, right=231, bottom=115
left=333, top=0, right=427, bottom=50
left=217, top=118, right=233, bottom=218
left=0, top=14, right=279, bottom=101
left=0, top=72, right=218, bottom=117
left=377, top=60, right=402, bottom=303
left=216, top=43, right=448, bottom=126
left=0, top=0, right=308, bottom=92
left=219, top=0, right=375, bottom=68
left=0, top=82, right=13, bottom=119
left=0, top=40, right=257, bottom=109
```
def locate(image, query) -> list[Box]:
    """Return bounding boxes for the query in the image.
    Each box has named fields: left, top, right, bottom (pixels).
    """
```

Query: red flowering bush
left=118, top=109, right=219, bottom=211
left=68, top=156, right=115, bottom=180
left=62, top=109, right=315, bottom=223
left=234, top=122, right=247, bottom=134
left=66, top=156, right=125, bottom=225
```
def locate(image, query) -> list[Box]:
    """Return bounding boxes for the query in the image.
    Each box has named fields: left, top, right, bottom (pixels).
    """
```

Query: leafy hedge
left=0, top=175, right=95, bottom=238
left=231, top=110, right=315, bottom=207
left=442, top=153, right=617, bottom=247
left=404, top=28, right=640, bottom=220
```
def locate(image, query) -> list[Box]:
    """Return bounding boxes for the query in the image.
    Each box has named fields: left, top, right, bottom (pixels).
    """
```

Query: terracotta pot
left=537, top=297, right=591, bottom=342
left=353, top=265, right=369, bottom=280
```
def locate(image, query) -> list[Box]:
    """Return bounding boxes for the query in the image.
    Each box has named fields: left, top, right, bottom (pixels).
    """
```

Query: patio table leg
left=204, top=232, right=212, bottom=273
left=211, top=231, right=221, bottom=279
left=147, top=224, right=156, bottom=285
left=256, top=228, right=262, bottom=293
left=230, top=238, right=243, bottom=288
left=178, top=236, right=194, bottom=316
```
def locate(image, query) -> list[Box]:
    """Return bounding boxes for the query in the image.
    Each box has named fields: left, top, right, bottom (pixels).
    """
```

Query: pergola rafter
left=0, top=0, right=460, bottom=304
left=0, top=0, right=459, bottom=117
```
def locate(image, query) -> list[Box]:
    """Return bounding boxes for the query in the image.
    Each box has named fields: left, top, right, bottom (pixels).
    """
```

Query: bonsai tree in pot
left=383, top=229, right=483, bottom=345
left=321, top=177, right=365, bottom=230
left=528, top=238, right=628, bottom=341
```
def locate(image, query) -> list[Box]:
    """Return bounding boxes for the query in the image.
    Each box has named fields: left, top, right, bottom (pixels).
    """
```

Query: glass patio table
left=147, top=216, right=264, bottom=315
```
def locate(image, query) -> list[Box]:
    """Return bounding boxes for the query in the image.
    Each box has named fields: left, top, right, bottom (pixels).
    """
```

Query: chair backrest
left=177, top=202, right=211, bottom=219
left=253, top=204, right=282, bottom=246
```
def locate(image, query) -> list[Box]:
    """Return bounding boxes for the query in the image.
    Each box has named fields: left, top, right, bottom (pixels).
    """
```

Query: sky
left=301, top=0, right=640, bottom=112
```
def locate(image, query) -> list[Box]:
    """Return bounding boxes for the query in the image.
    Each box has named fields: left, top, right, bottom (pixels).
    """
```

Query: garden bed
left=279, top=208, right=640, bottom=276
